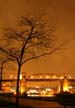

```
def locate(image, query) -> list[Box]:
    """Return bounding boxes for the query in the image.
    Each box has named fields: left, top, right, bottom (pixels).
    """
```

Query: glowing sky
left=0, top=0, right=75, bottom=78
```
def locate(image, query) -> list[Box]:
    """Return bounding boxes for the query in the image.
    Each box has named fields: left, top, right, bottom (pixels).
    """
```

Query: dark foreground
left=0, top=100, right=34, bottom=108
left=0, top=96, right=74, bottom=108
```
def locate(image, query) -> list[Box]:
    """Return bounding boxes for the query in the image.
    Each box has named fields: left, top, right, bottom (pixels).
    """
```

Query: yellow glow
left=20, top=74, right=22, bottom=80
left=27, top=89, right=38, bottom=93
left=13, top=91, right=16, bottom=95
left=30, top=75, right=34, bottom=79
left=46, top=75, right=50, bottom=79
left=20, top=81, right=26, bottom=94
left=15, top=76, right=17, bottom=79
left=63, top=79, right=69, bottom=92
left=40, top=75, right=43, bottom=78
left=53, top=75, right=57, bottom=79
left=20, top=87, right=25, bottom=94
left=69, top=76, right=72, bottom=79
left=41, top=90, right=46, bottom=96
left=60, top=76, right=64, bottom=79
left=10, top=75, right=13, bottom=79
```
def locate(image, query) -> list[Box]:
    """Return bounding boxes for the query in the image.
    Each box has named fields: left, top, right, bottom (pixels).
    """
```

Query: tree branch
left=21, top=38, right=72, bottom=65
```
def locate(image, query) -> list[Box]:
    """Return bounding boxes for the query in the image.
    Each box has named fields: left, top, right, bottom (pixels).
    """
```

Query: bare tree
left=0, top=50, right=13, bottom=90
left=0, top=14, right=72, bottom=107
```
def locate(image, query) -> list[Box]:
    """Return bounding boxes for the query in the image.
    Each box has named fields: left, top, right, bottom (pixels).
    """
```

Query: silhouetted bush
left=56, top=92, right=75, bottom=106
left=21, top=92, right=27, bottom=98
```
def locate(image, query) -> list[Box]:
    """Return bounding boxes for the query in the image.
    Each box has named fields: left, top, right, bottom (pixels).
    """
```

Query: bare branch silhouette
left=0, top=13, right=72, bottom=107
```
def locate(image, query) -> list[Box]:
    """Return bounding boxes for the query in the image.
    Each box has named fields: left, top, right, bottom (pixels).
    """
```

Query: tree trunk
left=16, top=64, right=21, bottom=108
left=0, top=66, right=3, bottom=90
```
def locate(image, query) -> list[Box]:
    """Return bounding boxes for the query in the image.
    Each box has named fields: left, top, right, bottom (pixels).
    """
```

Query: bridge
left=0, top=78, right=75, bottom=82
left=0, top=72, right=74, bottom=82
left=0, top=72, right=75, bottom=95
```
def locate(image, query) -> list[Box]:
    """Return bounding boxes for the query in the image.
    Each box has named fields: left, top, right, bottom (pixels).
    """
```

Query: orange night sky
left=0, top=0, right=75, bottom=78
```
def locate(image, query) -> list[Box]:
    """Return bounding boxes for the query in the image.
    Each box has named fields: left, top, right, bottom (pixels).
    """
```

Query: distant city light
left=10, top=75, right=13, bottom=79
left=53, top=75, right=57, bottom=79
left=69, top=76, right=72, bottom=79
left=30, top=75, right=34, bottom=79
left=46, top=75, right=50, bottom=79
left=60, top=76, right=64, bottom=79
left=15, top=76, right=17, bottom=79
left=39, top=75, right=43, bottom=78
